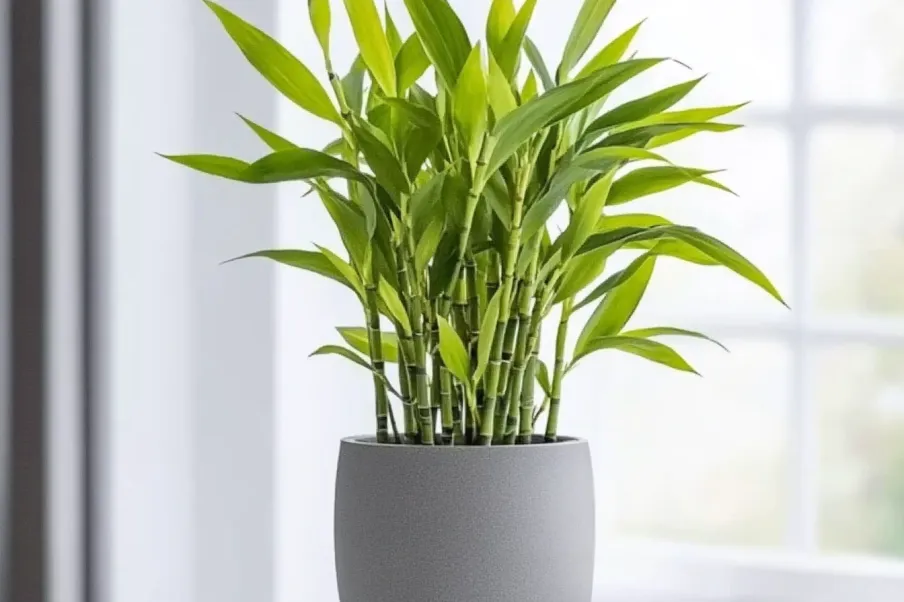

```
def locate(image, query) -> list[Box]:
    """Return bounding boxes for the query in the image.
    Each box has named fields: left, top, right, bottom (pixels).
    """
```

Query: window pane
left=817, top=344, right=904, bottom=558
left=810, top=0, right=904, bottom=105
left=626, top=127, right=793, bottom=323
left=809, top=127, right=904, bottom=316
left=579, top=340, right=790, bottom=547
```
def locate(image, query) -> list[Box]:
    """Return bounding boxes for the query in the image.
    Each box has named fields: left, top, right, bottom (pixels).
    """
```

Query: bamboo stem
left=440, top=366, right=454, bottom=445
left=363, top=285, right=390, bottom=443
left=503, top=249, right=540, bottom=444
left=545, top=297, right=574, bottom=443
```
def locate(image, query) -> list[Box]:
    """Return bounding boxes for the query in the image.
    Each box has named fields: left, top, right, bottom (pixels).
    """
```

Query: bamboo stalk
left=363, top=285, right=391, bottom=443
left=440, top=366, right=454, bottom=445
left=545, top=297, right=574, bottom=443
left=486, top=251, right=500, bottom=301
left=399, top=358, right=418, bottom=444
left=503, top=249, right=540, bottom=444
left=518, top=333, right=539, bottom=444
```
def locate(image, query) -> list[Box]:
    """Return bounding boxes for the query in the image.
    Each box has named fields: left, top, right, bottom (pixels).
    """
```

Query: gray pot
left=334, top=436, right=595, bottom=602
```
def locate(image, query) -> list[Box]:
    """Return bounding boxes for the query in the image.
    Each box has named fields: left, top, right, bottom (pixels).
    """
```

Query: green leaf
left=577, top=225, right=673, bottom=256
left=308, top=0, right=331, bottom=58
left=437, top=315, right=471, bottom=387
left=572, top=336, right=698, bottom=373
left=310, top=344, right=373, bottom=371
left=607, top=166, right=733, bottom=206
left=602, top=122, right=741, bottom=149
left=342, top=57, right=367, bottom=115
left=395, top=34, right=431, bottom=93
left=403, top=0, right=471, bottom=89
left=385, top=3, right=403, bottom=55
left=575, top=19, right=644, bottom=80
left=237, top=114, right=297, bottom=151
left=620, top=102, right=749, bottom=129
left=486, top=0, right=516, bottom=59
left=536, top=359, right=552, bottom=396
left=488, top=58, right=664, bottom=174
left=561, top=171, right=615, bottom=259
left=225, top=249, right=357, bottom=292
left=159, top=154, right=250, bottom=181
left=378, top=278, right=412, bottom=333
left=496, top=0, right=538, bottom=80
left=474, top=289, right=502, bottom=383
left=487, top=54, right=518, bottom=120
left=554, top=249, right=607, bottom=303
left=322, top=137, right=350, bottom=157
left=574, top=253, right=655, bottom=357
left=573, top=250, right=655, bottom=311
left=559, top=0, right=617, bottom=80
left=338, top=326, right=400, bottom=362
left=520, top=38, right=552, bottom=91
left=351, top=122, right=410, bottom=195
left=621, top=326, right=729, bottom=352
left=316, top=186, right=370, bottom=269
left=483, top=171, right=512, bottom=229
left=454, top=44, right=489, bottom=166
left=583, top=77, right=706, bottom=142
left=520, top=72, right=538, bottom=103
left=343, top=0, right=397, bottom=96
left=316, top=245, right=365, bottom=299
left=414, top=217, right=445, bottom=272
left=242, top=148, right=370, bottom=184
left=204, top=1, right=340, bottom=124
left=411, top=171, right=446, bottom=236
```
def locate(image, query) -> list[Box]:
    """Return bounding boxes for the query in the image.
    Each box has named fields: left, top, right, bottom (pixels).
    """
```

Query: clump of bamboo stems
left=164, top=0, right=786, bottom=446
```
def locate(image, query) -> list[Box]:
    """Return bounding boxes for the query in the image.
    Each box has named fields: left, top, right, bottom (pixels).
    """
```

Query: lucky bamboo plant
left=164, top=0, right=785, bottom=446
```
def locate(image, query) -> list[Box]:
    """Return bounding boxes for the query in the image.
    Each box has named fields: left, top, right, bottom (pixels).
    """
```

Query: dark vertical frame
left=5, top=0, right=48, bottom=601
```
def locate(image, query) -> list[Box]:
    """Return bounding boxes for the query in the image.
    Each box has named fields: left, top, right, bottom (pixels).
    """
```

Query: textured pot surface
left=334, top=436, right=595, bottom=602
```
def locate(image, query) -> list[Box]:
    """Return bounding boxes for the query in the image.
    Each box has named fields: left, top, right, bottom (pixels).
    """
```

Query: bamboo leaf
left=474, top=290, right=502, bottom=383
left=619, top=102, right=749, bottom=129
left=204, top=1, right=340, bottom=124
left=225, top=249, right=357, bottom=293
left=554, top=249, right=607, bottom=303
left=322, top=137, right=351, bottom=157
left=574, top=253, right=655, bottom=357
left=520, top=72, right=538, bottom=103
left=402, top=0, right=471, bottom=89
left=487, top=54, right=518, bottom=120
left=572, top=335, right=698, bottom=374
left=338, top=326, right=401, bottom=362
left=415, top=217, right=445, bottom=272
left=437, top=316, right=471, bottom=387
left=488, top=58, right=664, bottom=175
left=310, top=344, right=373, bottom=370
left=573, top=250, right=655, bottom=311
left=343, top=0, right=397, bottom=96
left=316, top=245, right=365, bottom=299
left=242, top=148, right=370, bottom=184
left=411, top=171, right=446, bottom=236
left=561, top=171, right=615, bottom=259
left=385, top=3, right=403, bottom=56
left=536, top=359, right=552, bottom=396
left=238, top=114, right=298, bottom=151
left=454, top=44, right=488, bottom=166
left=601, top=122, right=741, bottom=149
left=395, top=34, right=431, bottom=93
left=496, top=0, right=538, bottom=80
left=317, top=186, right=369, bottom=269
left=621, top=326, right=729, bottom=352
left=159, top=154, right=250, bottom=181
left=575, top=19, right=644, bottom=80
left=486, top=0, right=516, bottom=59
left=559, top=0, right=617, bottom=80
left=351, top=122, right=410, bottom=195
left=523, top=37, right=554, bottom=91
left=483, top=171, right=513, bottom=229
left=342, top=57, right=367, bottom=115
left=308, top=0, right=331, bottom=58
left=378, top=278, right=412, bottom=333
left=607, top=166, right=734, bottom=206
left=577, top=225, right=673, bottom=257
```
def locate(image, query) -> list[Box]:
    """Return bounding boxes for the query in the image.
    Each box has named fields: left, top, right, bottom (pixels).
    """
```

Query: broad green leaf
left=225, top=249, right=356, bottom=292
left=338, top=326, right=401, bottom=362
left=571, top=336, right=697, bottom=374
left=536, top=359, right=552, bottom=396
left=237, top=114, right=297, bottom=151
left=384, top=98, right=442, bottom=177
left=596, top=212, right=674, bottom=230
left=403, top=0, right=471, bottom=89
left=523, top=37, right=554, bottom=91
left=488, top=58, right=664, bottom=175
left=414, top=217, right=445, bottom=272
left=520, top=72, right=538, bottom=103
left=486, top=0, right=516, bottom=59
left=385, top=3, right=403, bottom=55
left=496, top=0, right=538, bottom=80
left=620, top=102, right=749, bottom=129
left=553, top=249, right=607, bottom=303
left=322, top=137, right=350, bottom=156
left=484, top=171, right=512, bottom=229
left=536, top=248, right=562, bottom=286
left=621, top=326, right=729, bottom=352
left=607, top=166, right=734, bottom=206
left=474, top=290, right=502, bottom=383
left=159, top=154, right=250, bottom=181
left=342, top=57, right=367, bottom=115
left=204, top=1, right=340, bottom=124
left=395, top=34, right=430, bottom=93
left=242, top=148, right=370, bottom=184
left=410, top=171, right=446, bottom=236
left=378, top=278, right=412, bottom=333
left=308, top=0, right=331, bottom=58
left=666, top=227, right=787, bottom=306
left=316, top=244, right=365, bottom=299
left=577, top=225, right=673, bottom=256
left=561, top=171, right=615, bottom=258
left=573, top=250, right=655, bottom=311
left=575, top=20, right=644, bottom=80
left=487, top=54, right=518, bottom=120
left=317, top=186, right=369, bottom=270
left=351, top=122, right=410, bottom=195
left=310, top=344, right=372, bottom=371
left=343, top=0, right=397, bottom=96
left=601, top=122, right=741, bottom=149
left=437, top=316, right=471, bottom=387
left=454, top=44, right=488, bottom=166
left=583, top=77, right=705, bottom=142
left=574, top=253, right=655, bottom=356
left=559, top=0, right=617, bottom=80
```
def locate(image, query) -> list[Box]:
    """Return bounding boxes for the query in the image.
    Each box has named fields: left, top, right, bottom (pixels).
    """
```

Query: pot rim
left=340, top=434, right=587, bottom=450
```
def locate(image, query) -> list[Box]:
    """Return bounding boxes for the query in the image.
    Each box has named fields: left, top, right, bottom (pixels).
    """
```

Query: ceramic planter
left=334, top=436, right=595, bottom=602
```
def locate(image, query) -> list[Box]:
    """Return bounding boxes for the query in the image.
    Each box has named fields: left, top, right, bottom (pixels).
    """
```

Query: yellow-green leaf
left=474, top=289, right=502, bottom=383
left=621, top=326, right=728, bottom=352
left=395, top=34, right=430, bottom=93
left=310, top=344, right=372, bottom=371
left=520, top=71, right=538, bottom=103
left=159, top=154, right=250, bottom=181
left=561, top=171, right=615, bottom=259
left=378, top=278, right=412, bottom=333
left=488, top=53, right=517, bottom=119
left=403, top=0, right=471, bottom=89
left=559, top=0, right=617, bottom=80
left=225, top=248, right=356, bottom=292
left=316, top=244, right=365, bottom=299
left=384, top=3, right=403, bottom=56
left=486, top=0, right=516, bottom=59
left=454, top=44, right=488, bottom=165
left=523, top=37, right=554, bottom=91
left=607, top=166, right=733, bottom=206
left=343, top=0, right=397, bottom=96
left=496, top=0, right=538, bottom=79
left=204, top=1, right=340, bottom=124
left=237, top=114, right=297, bottom=151
left=308, top=0, right=331, bottom=58
left=338, top=326, right=400, bottom=362
left=572, top=335, right=698, bottom=373
left=437, top=316, right=471, bottom=387
left=576, top=19, right=644, bottom=80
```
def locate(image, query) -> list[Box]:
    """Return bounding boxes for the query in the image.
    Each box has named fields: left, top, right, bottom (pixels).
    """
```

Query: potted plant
left=163, top=0, right=785, bottom=600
